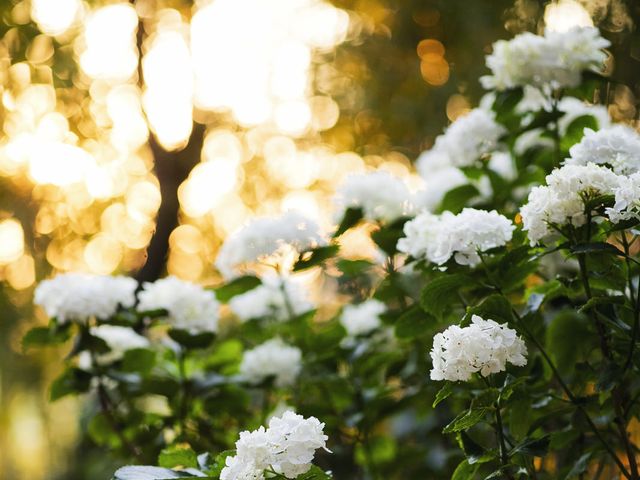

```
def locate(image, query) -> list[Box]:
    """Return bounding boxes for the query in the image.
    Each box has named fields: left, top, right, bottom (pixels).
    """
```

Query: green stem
left=622, top=234, right=640, bottom=372
left=479, top=257, right=631, bottom=478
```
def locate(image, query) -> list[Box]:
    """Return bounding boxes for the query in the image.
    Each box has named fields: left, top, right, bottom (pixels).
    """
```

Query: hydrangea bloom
left=333, top=171, right=413, bottom=223
left=607, top=172, right=640, bottom=223
left=34, top=273, right=137, bottom=323
left=566, top=125, right=640, bottom=175
left=430, top=315, right=527, bottom=381
left=86, top=325, right=149, bottom=365
left=229, top=275, right=313, bottom=322
left=417, top=109, right=506, bottom=170
left=520, top=163, right=621, bottom=245
left=239, top=338, right=302, bottom=387
left=413, top=167, right=469, bottom=212
left=221, top=411, right=328, bottom=480
left=137, top=276, right=220, bottom=333
left=216, top=211, right=326, bottom=279
left=397, top=208, right=514, bottom=266
left=482, top=27, right=610, bottom=91
left=340, top=299, right=386, bottom=338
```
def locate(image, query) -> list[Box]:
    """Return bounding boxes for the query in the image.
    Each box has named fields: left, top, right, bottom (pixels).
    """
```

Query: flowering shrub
left=25, top=25, right=640, bottom=479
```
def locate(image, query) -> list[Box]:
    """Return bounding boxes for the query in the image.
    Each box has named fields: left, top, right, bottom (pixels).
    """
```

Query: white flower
left=229, top=275, right=313, bottom=322
left=333, top=171, right=413, bottom=223
left=216, top=211, right=326, bottom=279
left=221, top=411, right=328, bottom=480
left=137, top=276, right=220, bottom=333
left=482, top=27, right=610, bottom=91
left=417, top=109, right=505, bottom=171
left=520, top=163, right=621, bottom=245
left=430, top=315, right=527, bottom=382
left=567, top=125, right=640, bottom=175
left=220, top=456, right=264, bottom=480
left=413, top=167, right=469, bottom=212
left=240, top=338, right=302, bottom=387
left=87, top=325, right=150, bottom=365
left=34, top=273, right=137, bottom=324
left=340, top=299, right=386, bottom=338
left=267, top=411, right=329, bottom=478
left=488, top=151, right=517, bottom=181
left=397, top=208, right=514, bottom=266
left=607, top=172, right=640, bottom=223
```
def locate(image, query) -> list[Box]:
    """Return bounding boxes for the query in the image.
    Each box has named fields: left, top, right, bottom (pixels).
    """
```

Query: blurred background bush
left=0, top=0, right=638, bottom=478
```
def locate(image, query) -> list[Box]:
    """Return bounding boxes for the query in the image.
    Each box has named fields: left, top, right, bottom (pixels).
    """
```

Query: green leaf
left=596, top=360, right=622, bottom=392
left=433, top=382, right=453, bottom=408
left=213, top=275, right=261, bottom=302
left=336, top=258, right=375, bottom=276
left=22, top=324, right=71, bottom=351
left=50, top=367, right=92, bottom=401
left=467, top=294, right=513, bottom=324
left=451, top=459, right=479, bottom=480
left=205, top=450, right=235, bottom=477
left=443, top=407, right=489, bottom=433
left=122, top=348, right=156, bottom=375
left=546, top=310, right=591, bottom=376
left=168, top=329, right=215, bottom=350
left=293, top=245, right=340, bottom=271
left=564, top=452, right=592, bottom=479
left=509, top=435, right=550, bottom=457
left=583, top=193, right=615, bottom=212
left=421, top=274, right=473, bottom=321
left=439, top=184, right=481, bottom=214
left=492, top=87, right=524, bottom=124
left=158, top=445, right=198, bottom=469
left=570, top=242, right=625, bottom=257
left=560, top=114, right=599, bottom=152
left=112, top=466, right=207, bottom=479
left=298, top=465, right=334, bottom=479
left=457, top=431, right=486, bottom=464
left=579, top=295, right=625, bottom=314
left=333, top=207, right=364, bottom=237
left=370, top=217, right=410, bottom=257
left=394, top=306, right=432, bottom=339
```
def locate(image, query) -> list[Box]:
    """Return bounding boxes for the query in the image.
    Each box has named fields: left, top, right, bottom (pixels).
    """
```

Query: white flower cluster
left=137, top=276, right=220, bottom=333
left=34, top=273, right=137, bottom=323
left=430, top=315, right=527, bottom=382
left=567, top=125, right=640, bottom=175
left=221, top=411, right=329, bottom=480
left=333, top=171, right=413, bottom=223
left=239, top=338, right=302, bottom=387
left=417, top=108, right=506, bottom=170
left=520, top=163, right=621, bottom=245
left=82, top=325, right=149, bottom=366
left=229, top=275, right=313, bottom=322
left=216, top=211, right=326, bottom=279
left=397, top=208, right=514, bottom=266
left=482, top=27, right=610, bottom=91
left=608, top=173, right=640, bottom=223
left=340, top=299, right=386, bottom=339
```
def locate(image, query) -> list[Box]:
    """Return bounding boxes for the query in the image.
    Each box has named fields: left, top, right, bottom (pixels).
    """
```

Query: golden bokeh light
left=0, top=219, right=24, bottom=265
left=30, top=0, right=81, bottom=37
left=544, top=0, right=593, bottom=32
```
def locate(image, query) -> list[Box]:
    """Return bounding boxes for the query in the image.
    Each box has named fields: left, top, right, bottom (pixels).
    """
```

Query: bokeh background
left=0, top=0, right=638, bottom=478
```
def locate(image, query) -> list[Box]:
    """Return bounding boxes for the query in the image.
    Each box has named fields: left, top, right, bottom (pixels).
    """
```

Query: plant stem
left=494, top=397, right=513, bottom=479
left=97, top=381, right=142, bottom=459
left=479, top=257, right=632, bottom=478
left=622, top=234, right=640, bottom=372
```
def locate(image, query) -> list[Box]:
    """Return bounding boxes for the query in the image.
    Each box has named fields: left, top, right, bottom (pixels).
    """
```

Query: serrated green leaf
left=394, top=306, right=432, bottom=339
left=443, top=407, right=489, bottom=433
left=433, top=382, right=453, bottom=408
left=421, top=274, right=473, bottom=320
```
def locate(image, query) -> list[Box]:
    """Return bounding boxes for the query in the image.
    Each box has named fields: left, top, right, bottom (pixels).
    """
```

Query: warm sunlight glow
left=31, top=0, right=81, bottom=36
left=79, top=3, right=138, bottom=81
left=0, top=219, right=24, bottom=265
left=544, top=0, right=593, bottom=32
